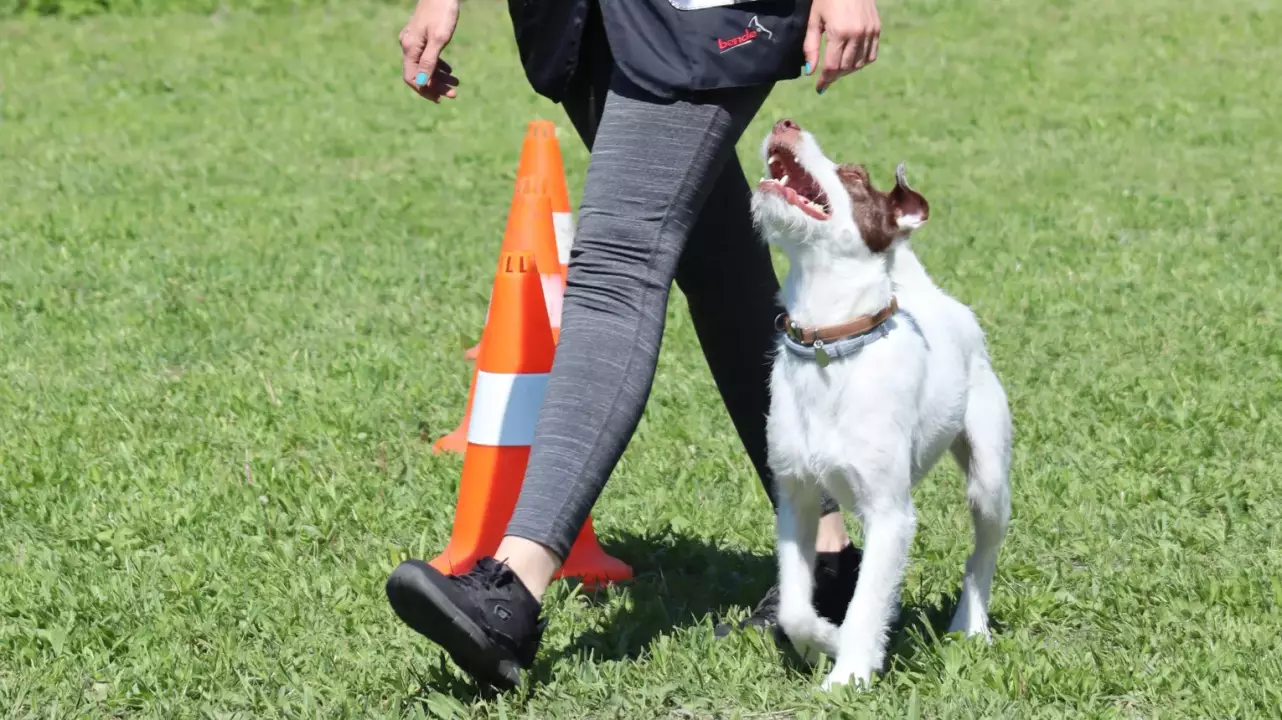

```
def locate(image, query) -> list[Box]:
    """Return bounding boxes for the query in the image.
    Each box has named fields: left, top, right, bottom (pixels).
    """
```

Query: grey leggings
left=504, top=42, right=839, bottom=559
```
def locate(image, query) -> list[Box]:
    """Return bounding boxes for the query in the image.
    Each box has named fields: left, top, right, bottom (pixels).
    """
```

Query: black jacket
left=508, top=0, right=811, bottom=102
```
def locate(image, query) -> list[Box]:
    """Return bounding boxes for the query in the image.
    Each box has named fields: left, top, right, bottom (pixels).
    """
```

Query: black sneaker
left=386, top=557, right=545, bottom=690
left=714, top=544, right=862, bottom=638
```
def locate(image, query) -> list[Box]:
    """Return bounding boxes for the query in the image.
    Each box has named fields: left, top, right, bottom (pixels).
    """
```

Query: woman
left=387, top=0, right=882, bottom=690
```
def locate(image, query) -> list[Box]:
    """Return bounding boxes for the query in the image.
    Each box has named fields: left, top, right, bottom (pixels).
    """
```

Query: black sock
left=812, top=545, right=861, bottom=622
left=815, top=543, right=859, bottom=579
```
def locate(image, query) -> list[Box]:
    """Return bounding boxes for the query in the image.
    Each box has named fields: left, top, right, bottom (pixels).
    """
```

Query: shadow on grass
left=538, top=531, right=997, bottom=673
left=409, top=530, right=1001, bottom=699
left=537, top=530, right=779, bottom=669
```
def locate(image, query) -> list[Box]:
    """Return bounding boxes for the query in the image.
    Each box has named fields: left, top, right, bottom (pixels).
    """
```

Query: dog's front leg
left=825, top=493, right=917, bottom=691
left=775, top=477, right=838, bottom=664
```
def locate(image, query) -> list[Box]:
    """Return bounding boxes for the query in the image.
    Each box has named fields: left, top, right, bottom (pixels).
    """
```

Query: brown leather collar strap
left=777, top=297, right=899, bottom=346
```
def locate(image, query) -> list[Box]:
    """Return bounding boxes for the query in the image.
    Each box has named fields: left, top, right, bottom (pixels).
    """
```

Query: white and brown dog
left=751, top=119, right=1013, bottom=690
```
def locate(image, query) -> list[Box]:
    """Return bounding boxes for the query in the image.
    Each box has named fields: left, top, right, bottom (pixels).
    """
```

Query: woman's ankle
left=494, top=536, right=562, bottom=601
left=815, top=511, right=852, bottom=553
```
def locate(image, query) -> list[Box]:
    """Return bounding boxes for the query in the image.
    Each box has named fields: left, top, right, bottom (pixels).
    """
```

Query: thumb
left=802, top=15, right=822, bottom=75
left=414, top=35, right=447, bottom=87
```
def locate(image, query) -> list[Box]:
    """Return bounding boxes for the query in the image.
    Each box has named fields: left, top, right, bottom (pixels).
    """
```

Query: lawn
left=1, top=0, right=1280, bottom=716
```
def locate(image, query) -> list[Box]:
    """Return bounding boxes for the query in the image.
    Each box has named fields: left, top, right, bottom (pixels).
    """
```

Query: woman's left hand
left=399, top=0, right=461, bottom=103
left=803, top=0, right=881, bottom=94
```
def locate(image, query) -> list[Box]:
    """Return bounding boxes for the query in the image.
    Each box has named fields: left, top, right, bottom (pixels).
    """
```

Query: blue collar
left=780, top=311, right=921, bottom=366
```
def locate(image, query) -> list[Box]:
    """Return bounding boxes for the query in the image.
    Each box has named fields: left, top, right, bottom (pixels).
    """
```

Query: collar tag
left=814, top=340, right=831, bottom=368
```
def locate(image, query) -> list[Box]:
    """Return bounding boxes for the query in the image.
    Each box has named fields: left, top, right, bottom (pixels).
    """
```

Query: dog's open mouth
left=758, top=145, right=831, bottom=220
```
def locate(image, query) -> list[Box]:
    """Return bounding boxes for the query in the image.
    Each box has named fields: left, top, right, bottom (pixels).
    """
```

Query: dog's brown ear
left=890, top=163, right=929, bottom=232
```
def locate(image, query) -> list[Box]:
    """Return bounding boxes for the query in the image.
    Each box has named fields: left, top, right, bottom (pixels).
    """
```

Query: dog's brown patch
left=837, top=164, right=930, bottom=253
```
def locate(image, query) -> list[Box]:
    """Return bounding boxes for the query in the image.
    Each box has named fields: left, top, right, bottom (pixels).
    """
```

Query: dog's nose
left=772, top=118, right=801, bottom=144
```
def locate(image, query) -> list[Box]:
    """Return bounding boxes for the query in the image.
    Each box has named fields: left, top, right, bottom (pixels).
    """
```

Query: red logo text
left=717, top=28, right=758, bottom=52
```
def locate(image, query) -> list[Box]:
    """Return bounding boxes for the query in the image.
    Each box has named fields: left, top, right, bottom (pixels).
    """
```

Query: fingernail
left=802, top=61, right=811, bottom=74
left=817, top=87, right=826, bottom=95
left=414, top=71, right=427, bottom=87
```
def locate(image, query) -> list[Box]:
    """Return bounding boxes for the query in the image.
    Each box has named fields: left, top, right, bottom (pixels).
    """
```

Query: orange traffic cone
left=557, top=515, right=633, bottom=587
left=509, top=177, right=565, bottom=343
left=516, top=120, right=576, bottom=268
left=473, top=178, right=565, bottom=345
left=462, top=120, right=575, bottom=360
left=435, top=182, right=565, bottom=454
left=430, top=250, right=630, bottom=586
left=430, top=363, right=476, bottom=455
left=430, top=251, right=553, bottom=574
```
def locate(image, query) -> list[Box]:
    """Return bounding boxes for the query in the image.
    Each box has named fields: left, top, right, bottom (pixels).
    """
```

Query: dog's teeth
left=781, top=175, right=790, bottom=185
left=769, top=154, right=780, bottom=165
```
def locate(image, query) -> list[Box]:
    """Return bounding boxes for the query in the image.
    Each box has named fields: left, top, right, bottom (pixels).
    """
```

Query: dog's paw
left=790, top=634, right=827, bottom=666
left=947, top=601, right=992, bottom=643
left=779, top=614, right=839, bottom=664
left=821, top=665, right=874, bottom=692
left=946, top=612, right=992, bottom=643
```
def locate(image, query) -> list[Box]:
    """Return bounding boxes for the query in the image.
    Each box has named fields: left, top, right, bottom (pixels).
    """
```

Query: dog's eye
left=837, top=164, right=868, bottom=182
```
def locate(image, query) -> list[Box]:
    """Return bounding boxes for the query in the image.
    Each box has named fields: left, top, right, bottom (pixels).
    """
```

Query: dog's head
left=750, top=119, right=930, bottom=258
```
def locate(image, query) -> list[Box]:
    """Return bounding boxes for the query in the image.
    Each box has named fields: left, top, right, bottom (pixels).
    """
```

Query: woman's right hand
left=399, top=0, right=461, bottom=103
left=804, top=0, right=881, bottom=94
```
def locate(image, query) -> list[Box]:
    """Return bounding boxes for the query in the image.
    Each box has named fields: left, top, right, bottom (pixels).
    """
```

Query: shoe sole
left=386, top=560, right=523, bottom=690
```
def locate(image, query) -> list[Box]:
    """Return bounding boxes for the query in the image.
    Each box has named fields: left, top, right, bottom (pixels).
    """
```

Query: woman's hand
left=399, top=0, right=461, bottom=102
left=803, top=0, right=881, bottom=94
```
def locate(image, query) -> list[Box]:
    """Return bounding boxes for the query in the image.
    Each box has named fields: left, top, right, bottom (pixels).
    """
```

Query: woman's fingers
left=414, top=68, right=458, bottom=102
left=840, top=37, right=859, bottom=77
left=856, top=4, right=881, bottom=70
left=400, top=32, right=456, bottom=102
left=802, top=12, right=823, bottom=77
left=397, top=0, right=461, bottom=101
left=811, top=0, right=882, bottom=93
left=400, top=30, right=426, bottom=90
left=817, top=36, right=847, bottom=93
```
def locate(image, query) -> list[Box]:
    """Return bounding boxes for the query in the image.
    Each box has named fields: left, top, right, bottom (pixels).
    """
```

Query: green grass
left=2, top=0, right=1281, bottom=716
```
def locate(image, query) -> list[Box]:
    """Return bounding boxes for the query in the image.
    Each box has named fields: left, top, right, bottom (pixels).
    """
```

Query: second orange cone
left=464, top=120, right=574, bottom=361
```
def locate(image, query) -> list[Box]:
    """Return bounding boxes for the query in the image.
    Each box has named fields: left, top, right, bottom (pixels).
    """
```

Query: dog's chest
left=765, top=345, right=914, bottom=479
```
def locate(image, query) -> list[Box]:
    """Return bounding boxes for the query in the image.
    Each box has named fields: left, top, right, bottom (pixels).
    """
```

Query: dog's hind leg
left=948, top=365, right=1012, bottom=640
left=775, top=475, right=838, bottom=663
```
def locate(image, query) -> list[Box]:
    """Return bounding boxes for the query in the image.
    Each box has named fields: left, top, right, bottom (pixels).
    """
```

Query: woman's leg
left=555, top=4, right=850, bottom=557
left=672, top=153, right=846, bottom=524
left=497, top=73, right=774, bottom=595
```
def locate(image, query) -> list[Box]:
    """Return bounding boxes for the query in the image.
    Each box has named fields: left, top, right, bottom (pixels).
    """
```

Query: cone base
left=430, top=519, right=632, bottom=589
left=428, top=546, right=485, bottom=576
left=431, top=426, right=468, bottom=455
left=555, top=519, right=632, bottom=588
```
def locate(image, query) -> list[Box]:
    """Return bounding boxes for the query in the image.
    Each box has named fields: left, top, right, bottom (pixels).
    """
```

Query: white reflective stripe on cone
left=539, top=274, right=564, bottom=328
left=552, top=212, right=574, bottom=267
left=466, top=371, right=551, bottom=447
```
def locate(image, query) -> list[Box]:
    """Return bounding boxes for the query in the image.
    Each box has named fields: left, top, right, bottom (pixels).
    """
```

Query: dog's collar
left=776, top=297, right=899, bottom=346
left=776, top=298, right=900, bottom=367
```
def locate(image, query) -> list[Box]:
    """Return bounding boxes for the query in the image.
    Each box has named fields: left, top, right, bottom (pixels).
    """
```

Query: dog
left=750, top=119, right=1013, bottom=690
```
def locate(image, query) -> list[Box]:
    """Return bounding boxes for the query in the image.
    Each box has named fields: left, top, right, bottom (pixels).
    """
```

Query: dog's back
left=887, top=243, right=1000, bottom=482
